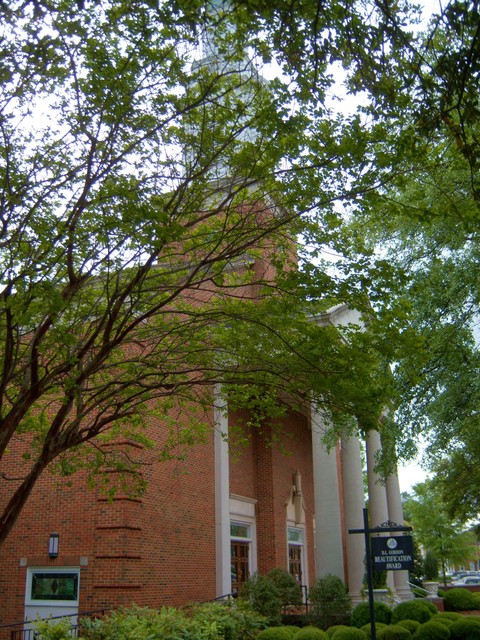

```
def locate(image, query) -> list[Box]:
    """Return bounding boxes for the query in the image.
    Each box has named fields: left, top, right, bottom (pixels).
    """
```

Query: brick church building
left=0, top=6, right=412, bottom=635
left=0, top=301, right=412, bottom=638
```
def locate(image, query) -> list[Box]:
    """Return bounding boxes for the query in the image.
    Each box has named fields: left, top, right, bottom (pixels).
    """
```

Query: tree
left=324, top=0, right=480, bottom=486
left=404, top=480, right=473, bottom=585
left=0, top=0, right=412, bottom=545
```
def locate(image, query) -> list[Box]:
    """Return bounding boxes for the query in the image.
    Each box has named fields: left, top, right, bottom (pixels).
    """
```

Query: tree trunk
left=0, top=454, right=51, bottom=546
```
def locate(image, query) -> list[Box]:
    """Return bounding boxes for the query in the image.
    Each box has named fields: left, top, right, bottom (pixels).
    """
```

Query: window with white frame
left=230, top=521, right=252, bottom=593
left=287, top=526, right=304, bottom=585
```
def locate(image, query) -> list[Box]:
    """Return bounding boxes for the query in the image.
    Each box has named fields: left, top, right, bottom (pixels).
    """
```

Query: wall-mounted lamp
left=48, top=532, right=59, bottom=559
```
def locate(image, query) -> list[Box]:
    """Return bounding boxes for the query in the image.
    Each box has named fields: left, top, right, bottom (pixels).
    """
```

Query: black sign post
left=349, top=508, right=413, bottom=640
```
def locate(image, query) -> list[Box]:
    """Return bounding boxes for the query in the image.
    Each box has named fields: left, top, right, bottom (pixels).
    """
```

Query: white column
left=341, top=433, right=367, bottom=603
left=214, top=384, right=231, bottom=597
left=311, top=404, right=344, bottom=579
left=365, top=429, right=395, bottom=594
left=386, top=471, right=414, bottom=600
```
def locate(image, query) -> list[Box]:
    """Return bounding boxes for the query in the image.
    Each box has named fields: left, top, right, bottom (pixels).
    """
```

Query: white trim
left=230, top=496, right=256, bottom=518
left=286, top=523, right=308, bottom=586
left=25, top=567, right=80, bottom=607
left=214, top=384, right=231, bottom=598
left=229, top=497, right=257, bottom=576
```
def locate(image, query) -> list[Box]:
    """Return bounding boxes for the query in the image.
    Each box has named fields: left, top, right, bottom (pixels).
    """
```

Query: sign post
left=349, top=508, right=413, bottom=640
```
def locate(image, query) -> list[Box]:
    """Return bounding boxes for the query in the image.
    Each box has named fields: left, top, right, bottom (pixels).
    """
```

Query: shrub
left=430, top=617, right=454, bottom=628
left=351, top=603, right=392, bottom=628
left=240, top=574, right=283, bottom=625
left=267, top=568, right=303, bottom=606
left=438, top=589, right=447, bottom=598
left=283, top=627, right=303, bottom=638
left=80, top=605, right=223, bottom=640
left=473, top=593, right=480, bottom=609
left=423, top=551, right=439, bottom=581
left=282, top=615, right=310, bottom=628
left=80, top=603, right=268, bottom=640
left=449, top=617, right=480, bottom=640
left=416, top=600, right=437, bottom=616
left=190, top=601, right=268, bottom=640
left=413, top=620, right=451, bottom=640
left=309, top=575, right=352, bottom=630
left=257, top=627, right=296, bottom=640
left=326, top=626, right=352, bottom=638
left=391, top=601, right=434, bottom=624
left=293, top=626, right=329, bottom=640
left=34, top=618, right=74, bottom=640
left=396, top=619, right=421, bottom=633
left=330, top=628, right=367, bottom=640
left=360, top=623, right=388, bottom=639
left=376, top=625, right=412, bottom=640
left=444, top=588, right=477, bottom=612
left=432, top=613, right=462, bottom=623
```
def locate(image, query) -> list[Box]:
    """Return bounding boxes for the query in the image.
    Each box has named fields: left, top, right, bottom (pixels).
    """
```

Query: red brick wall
left=230, top=409, right=315, bottom=585
left=0, top=400, right=314, bottom=637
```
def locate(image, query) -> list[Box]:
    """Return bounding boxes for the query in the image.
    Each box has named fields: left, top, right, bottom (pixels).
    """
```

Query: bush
left=326, top=626, right=352, bottom=638
left=190, top=601, right=268, bottom=640
left=309, top=575, right=352, bottom=630
left=267, top=568, right=303, bottom=606
left=330, top=628, right=367, bottom=640
left=449, top=617, right=480, bottom=640
left=391, top=601, right=434, bottom=624
left=80, top=603, right=268, bottom=640
left=376, top=625, right=412, bottom=640
left=438, top=589, right=447, bottom=598
left=360, top=623, right=388, bottom=639
left=423, top=551, right=439, bottom=581
left=240, top=574, right=283, bottom=625
left=396, top=619, right=421, bottom=633
left=444, top=588, right=477, bottom=612
left=416, top=600, right=437, bottom=616
left=293, top=626, right=329, bottom=640
left=257, top=627, right=296, bottom=640
left=430, top=617, right=454, bottom=628
left=413, top=620, right=451, bottom=640
left=432, top=613, right=462, bottom=623
left=351, top=603, right=392, bottom=628
left=34, top=618, right=74, bottom=640
left=473, top=593, right=480, bottom=609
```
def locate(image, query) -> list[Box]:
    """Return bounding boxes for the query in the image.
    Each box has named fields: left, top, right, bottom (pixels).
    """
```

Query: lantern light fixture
left=48, top=532, right=59, bottom=559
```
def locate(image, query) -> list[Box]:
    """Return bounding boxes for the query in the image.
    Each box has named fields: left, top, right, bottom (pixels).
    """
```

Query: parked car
left=451, top=576, right=480, bottom=586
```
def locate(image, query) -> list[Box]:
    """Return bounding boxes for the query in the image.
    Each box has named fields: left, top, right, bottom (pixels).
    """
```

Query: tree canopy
left=403, top=480, right=474, bottom=584
left=1, top=0, right=479, bottom=544
left=0, top=0, right=408, bottom=545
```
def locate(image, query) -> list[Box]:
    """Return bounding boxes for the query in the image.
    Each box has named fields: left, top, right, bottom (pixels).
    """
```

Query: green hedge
left=293, top=626, right=330, bottom=640
left=391, top=601, right=434, bottom=624
left=351, top=602, right=392, bottom=628
left=376, top=625, right=411, bottom=640
left=396, top=619, right=420, bottom=633
left=444, top=589, right=477, bottom=612
left=413, top=620, right=451, bottom=640
left=360, top=622, right=388, bottom=639
left=449, top=617, right=480, bottom=640
left=329, top=628, right=367, bottom=640
left=326, top=626, right=352, bottom=638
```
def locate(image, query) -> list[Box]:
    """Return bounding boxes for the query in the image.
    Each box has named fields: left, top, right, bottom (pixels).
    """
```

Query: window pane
left=31, top=573, right=78, bottom=601
left=230, top=523, right=250, bottom=539
left=231, top=541, right=250, bottom=593
left=289, top=546, right=303, bottom=584
left=288, top=527, right=304, bottom=543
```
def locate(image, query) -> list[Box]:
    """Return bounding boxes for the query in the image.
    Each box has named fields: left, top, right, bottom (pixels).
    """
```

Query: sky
left=398, top=458, right=428, bottom=494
